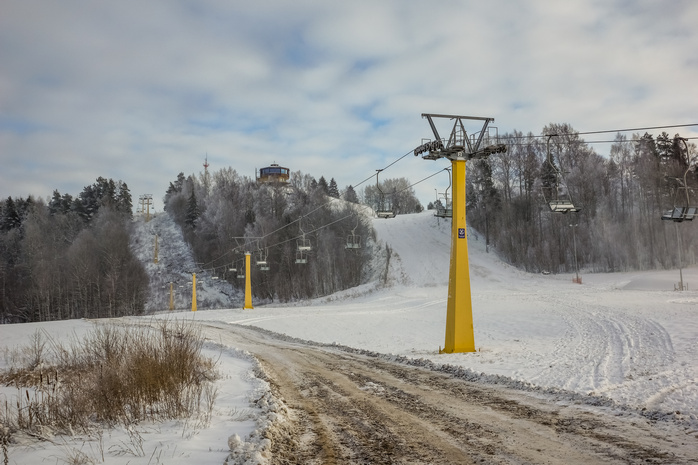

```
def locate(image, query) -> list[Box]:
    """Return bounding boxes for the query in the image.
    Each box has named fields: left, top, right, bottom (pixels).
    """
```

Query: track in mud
left=203, top=323, right=698, bottom=465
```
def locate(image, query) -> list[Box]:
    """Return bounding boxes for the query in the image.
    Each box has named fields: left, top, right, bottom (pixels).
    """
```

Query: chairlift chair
left=345, top=216, right=362, bottom=249
left=661, top=148, right=697, bottom=222
left=256, top=248, right=270, bottom=271
left=295, top=250, right=308, bottom=264
left=435, top=168, right=453, bottom=218
left=345, top=232, right=361, bottom=249
left=297, top=222, right=312, bottom=251
left=543, top=135, right=581, bottom=214
left=375, top=169, right=396, bottom=219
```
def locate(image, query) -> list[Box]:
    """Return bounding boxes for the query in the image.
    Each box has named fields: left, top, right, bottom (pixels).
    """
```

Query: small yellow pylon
left=243, top=252, right=254, bottom=309
left=191, top=273, right=197, bottom=312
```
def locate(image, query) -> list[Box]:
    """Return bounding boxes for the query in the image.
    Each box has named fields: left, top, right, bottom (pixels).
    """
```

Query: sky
left=2, top=0, right=698, bottom=211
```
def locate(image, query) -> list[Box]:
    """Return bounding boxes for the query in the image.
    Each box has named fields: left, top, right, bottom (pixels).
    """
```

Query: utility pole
left=415, top=113, right=505, bottom=353
left=169, top=282, right=174, bottom=310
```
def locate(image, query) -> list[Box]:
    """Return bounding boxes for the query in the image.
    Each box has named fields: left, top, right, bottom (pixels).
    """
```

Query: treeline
left=464, top=123, right=698, bottom=274
left=163, top=168, right=421, bottom=302
left=0, top=177, right=148, bottom=323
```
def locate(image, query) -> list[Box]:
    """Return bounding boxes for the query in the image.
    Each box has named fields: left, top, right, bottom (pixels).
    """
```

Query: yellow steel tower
left=415, top=114, right=506, bottom=353
left=243, top=252, right=254, bottom=309
left=191, top=273, right=197, bottom=312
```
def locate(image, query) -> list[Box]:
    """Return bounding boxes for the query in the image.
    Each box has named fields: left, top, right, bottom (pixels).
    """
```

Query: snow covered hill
left=130, top=209, right=698, bottom=424
left=211, top=210, right=698, bottom=425
left=130, top=212, right=242, bottom=311
left=3, top=209, right=698, bottom=464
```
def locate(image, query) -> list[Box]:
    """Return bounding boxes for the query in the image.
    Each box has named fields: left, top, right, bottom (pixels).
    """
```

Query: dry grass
left=0, top=320, right=218, bottom=444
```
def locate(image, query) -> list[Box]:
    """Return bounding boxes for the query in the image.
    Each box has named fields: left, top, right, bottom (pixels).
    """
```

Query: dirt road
left=203, top=322, right=697, bottom=464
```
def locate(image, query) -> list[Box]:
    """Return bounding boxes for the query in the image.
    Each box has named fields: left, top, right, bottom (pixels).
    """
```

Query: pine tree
left=1, top=197, right=21, bottom=231
left=328, top=178, right=340, bottom=198
left=317, top=176, right=329, bottom=194
left=186, top=190, right=199, bottom=229
left=116, top=181, right=133, bottom=218
left=49, top=190, right=63, bottom=215
left=344, top=185, right=359, bottom=203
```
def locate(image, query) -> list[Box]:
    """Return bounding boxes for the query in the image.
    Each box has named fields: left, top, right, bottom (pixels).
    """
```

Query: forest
left=462, top=124, right=698, bottom=276
left=0, top=177, right=148, bottom=323
left=162, top=169, right=422, bottom=303
left=2, top=123, right=696, bottom=323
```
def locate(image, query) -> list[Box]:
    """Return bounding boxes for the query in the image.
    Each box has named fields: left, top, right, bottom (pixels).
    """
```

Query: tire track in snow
left=527, top=292, right=675, bottom=396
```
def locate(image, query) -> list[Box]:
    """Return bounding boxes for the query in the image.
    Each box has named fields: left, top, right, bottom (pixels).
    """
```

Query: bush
left=0, top=320, right=217, bottom=439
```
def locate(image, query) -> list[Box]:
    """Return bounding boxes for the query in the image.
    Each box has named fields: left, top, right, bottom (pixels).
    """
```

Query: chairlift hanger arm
left=419, top=114, right=497, bottom=160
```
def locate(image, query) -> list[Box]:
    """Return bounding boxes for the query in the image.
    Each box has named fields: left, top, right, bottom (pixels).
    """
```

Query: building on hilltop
left=256, top=163, right=290, bottom=184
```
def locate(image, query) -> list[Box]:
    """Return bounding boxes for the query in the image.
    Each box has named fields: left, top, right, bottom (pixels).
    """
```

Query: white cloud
left=2, top=0, right=698, bottom=210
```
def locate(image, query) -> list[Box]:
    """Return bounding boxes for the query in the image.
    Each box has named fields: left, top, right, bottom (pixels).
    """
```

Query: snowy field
left=2, top=210, right=697, bottom=464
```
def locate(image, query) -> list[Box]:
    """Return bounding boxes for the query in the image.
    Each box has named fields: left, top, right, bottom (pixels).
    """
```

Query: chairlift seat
left=548, top=200, right=581, bottom=214
left=662, top=206, right=697, bottom=222
left=345, top=235, right=361, bottom=249
left=295, top=250, right=308, bottom=264
left=435, top=207, right=452, bottom=218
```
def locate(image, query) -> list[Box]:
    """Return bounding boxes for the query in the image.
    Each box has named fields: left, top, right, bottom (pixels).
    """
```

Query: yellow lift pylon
left=415, top=113, right=506, bottom=353
left=191, top=273, right=197, bottom=312
left=243, top=252, right=254, bottom=309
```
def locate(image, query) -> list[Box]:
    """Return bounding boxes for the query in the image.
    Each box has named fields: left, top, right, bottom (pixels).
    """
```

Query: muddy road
left=203, top=322, right=697, bottom=464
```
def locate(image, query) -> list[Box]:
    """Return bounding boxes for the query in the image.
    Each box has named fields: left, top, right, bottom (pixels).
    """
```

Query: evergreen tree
left=317, top=176, right=329, bottom=194
left=328, top=178, right=340, bottom=198
left=116, top=181, right=133, bottom=218
left=1, top=197, right=21, bottom=231
left=49, top=190, right=63, bottom=215
left=61, top=193, right=73, bottom=214
left=344, top=185, right=359, bottom=203
left=186, top=190, right=199, bottom=229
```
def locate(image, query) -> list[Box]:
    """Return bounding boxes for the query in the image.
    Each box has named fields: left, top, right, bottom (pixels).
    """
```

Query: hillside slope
left=130, top=213, right=241, bottom=311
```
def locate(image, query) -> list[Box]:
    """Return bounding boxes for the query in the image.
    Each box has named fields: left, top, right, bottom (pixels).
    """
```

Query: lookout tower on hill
left=257, top=163, right=290, bottom=184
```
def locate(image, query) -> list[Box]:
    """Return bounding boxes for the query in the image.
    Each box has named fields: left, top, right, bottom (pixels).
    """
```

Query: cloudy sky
left=2, top=0, right=697, bottom=211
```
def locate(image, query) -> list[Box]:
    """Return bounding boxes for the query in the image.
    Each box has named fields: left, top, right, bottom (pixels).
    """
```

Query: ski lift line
left=199, top=201, right=366, bottom=270
left=350, top=148, right=415, bottom=190
left=568, top=136, right=698, bottom=145
left=241, top=166, right=444, bottom=258
left=206, top=210, right=357, bottom=269
left=196, top=148, right=430, bottom=270
left=505, top=123, right=698, bottom=141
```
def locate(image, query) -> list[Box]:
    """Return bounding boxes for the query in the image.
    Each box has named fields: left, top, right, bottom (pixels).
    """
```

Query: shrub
left=0, top=320, right=218, bottom=440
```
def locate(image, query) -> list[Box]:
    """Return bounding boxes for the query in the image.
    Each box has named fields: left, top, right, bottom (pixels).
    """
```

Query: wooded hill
left=162, top=168, right=422, bottom=303
left=2, top=122, right=696, bottom=323
left=463, top=123, right=698, bottom=274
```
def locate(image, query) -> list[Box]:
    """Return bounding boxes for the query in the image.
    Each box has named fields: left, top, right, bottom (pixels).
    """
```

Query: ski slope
left=2, top=210, right=697, bottom=464
left=217, top=210, right=698, bottom=420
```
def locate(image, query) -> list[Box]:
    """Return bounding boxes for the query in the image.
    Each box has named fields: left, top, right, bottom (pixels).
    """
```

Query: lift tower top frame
left=416, top=113, right=505, bottom=353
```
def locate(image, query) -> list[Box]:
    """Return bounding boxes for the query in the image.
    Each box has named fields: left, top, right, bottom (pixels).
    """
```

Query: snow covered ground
left=2, top=210, right=697, bottom=464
